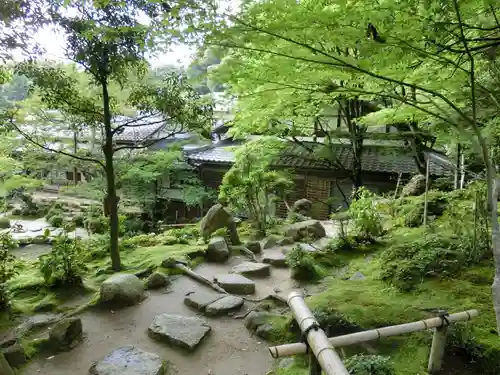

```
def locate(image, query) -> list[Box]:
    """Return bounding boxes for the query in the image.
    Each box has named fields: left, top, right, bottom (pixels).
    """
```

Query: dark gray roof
left=186, top=140, right=450, bottom=175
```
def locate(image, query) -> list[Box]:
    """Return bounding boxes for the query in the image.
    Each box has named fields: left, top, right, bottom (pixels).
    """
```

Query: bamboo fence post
left=309, top=351, right=322, bottom=375
left=0, top=352, right=14, bottom=375
left=427, top=324, right=448, bottom=374
left=288, top=291, right=349, bottom=375
left=268, top=310, right=479, bottom=358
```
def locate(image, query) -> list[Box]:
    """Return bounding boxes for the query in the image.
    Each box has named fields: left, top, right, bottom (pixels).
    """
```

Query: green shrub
left=161, top=235, right=179, bottom=245
left=286, top=245, right=326, bottom=281
left=11, top=208, right=22, bottom=216
left=345, top=355, right=396, bottom=375
left=85, top=217, right=108, bottom=234
left=122, top=217, right=145, bottom=235
left=0, top=233, right=18, bottom=310
left=379, top=232, right=489, bottom=291
left=46, top=206, right=63, bottom=220
left=72, top=215, right=85, bottom=227
left=49, top=215, right=64, bottom=228
left=123, top=234, right=159, bottom=247
left=0, top=217, right=10, bottom=229
left=349, top=188, right=383, bottom=240
left=39, top=233, right=86, bottom=286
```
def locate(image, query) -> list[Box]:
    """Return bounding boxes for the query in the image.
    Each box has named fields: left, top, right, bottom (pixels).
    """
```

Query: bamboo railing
left=275, top=291, right=479, bottom=375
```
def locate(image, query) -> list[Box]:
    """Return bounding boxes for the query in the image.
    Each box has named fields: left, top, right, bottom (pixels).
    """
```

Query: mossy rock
left=0, top=217, right=10, bottom=229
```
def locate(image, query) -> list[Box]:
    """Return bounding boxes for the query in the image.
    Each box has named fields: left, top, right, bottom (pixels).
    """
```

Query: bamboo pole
left=269, top=309, right=479, bottom=358
left=287, top=291, right=349, bottom=375
left=427, top=325, right=448, bottom=374
left=0, top=352, right=14, bottom=375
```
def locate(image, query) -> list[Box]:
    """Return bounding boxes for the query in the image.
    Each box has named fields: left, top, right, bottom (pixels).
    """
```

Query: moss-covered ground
left=268, top=188, right=500, bottom=375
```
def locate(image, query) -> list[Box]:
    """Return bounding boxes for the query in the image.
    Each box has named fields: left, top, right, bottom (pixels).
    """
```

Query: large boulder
left=89, top=346, right=165, bottom=375
left=200, top=204, right=233, bottom=239
left=148, top=314, right=211, bottom=351
left=206, top=236, right=230, bottom=262
left=285, top=220, right=326, bottom=241
left=245, top=241, right=262, bottom=254
left=1, top=344, right=26, bottom=368
left=99, top=274, right=146, bottom=307
left=291, top=198, right=312, bottom=216
left=401, top=174, right=426, bottom=197
left=48, top=317, right=83, bottom=351
left=213, top=274, right=256, bottom=294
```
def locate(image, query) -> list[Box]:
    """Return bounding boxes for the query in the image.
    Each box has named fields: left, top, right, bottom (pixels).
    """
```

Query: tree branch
left=8, top=119, right=105, bottom=169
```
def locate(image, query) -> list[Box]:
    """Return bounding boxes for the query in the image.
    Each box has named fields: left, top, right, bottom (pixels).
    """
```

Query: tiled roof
left=186, top=140, right=450, bottom=175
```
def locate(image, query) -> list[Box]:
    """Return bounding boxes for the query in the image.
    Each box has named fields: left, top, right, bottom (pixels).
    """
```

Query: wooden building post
left=427, top=324, right=449, bottom=374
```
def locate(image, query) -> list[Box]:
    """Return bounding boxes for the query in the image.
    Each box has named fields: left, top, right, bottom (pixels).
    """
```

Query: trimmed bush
left=0, top=217, right=10, bottom=229
left=85, top=217, right=108, bottom=234
left=72, top=215, right=85, bottom=227
left=49, top=215, right=64, bottom=228
left=286, top=245, right=326, bottom=281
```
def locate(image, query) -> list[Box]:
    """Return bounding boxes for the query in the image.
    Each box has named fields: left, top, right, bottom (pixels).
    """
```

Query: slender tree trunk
left=101, top=80, right=121, bottom=271
left=488, top=170, right=500, bottom=334
left=73, top=131, right=78, bottom=185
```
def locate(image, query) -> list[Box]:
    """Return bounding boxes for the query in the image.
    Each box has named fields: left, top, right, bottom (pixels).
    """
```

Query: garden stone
left=291, top=198, right=312, bottom=216
left=148, top=314, right=211, bottom=351
left=184, top=290, right=224, bottom=311
left=48, top=317, right=83, bottom=351
left=205, top=295, right=244, bottom=316
left=277, top=237, right=294, bottom=246
left=255, top=323, right=274, bottom=339
left=200, top=204, right=240, bottom=244
left=349, top=271, right=366, bottom=281
left=245, top=241, right=262, bottom=254
left=401, top=174, right=426, bottom=197
left=232, top=262, right=271, bottom=277
left=285, top=220, right=326, bottom=241
left=262, top=251, right=288, bottom=267
left=206, top=236, right=230, bottom=262
left=99, top=274, right=145, bottom=307
left=145, top=272, right=170, bottom=290
left=15, top=313, right=61, bottom=336
left=244, top=311, right=280, bottom=331
left=1, top=344, right=26, bottom=367
left=89, top=346, right=165, bottom=375
left=214, top=274, right=255, bottom=294
left=261, top=236, right=279, bottom=249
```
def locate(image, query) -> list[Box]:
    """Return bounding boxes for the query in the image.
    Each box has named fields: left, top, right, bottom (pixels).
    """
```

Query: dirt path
left=22, top=256, right=299, bottom=375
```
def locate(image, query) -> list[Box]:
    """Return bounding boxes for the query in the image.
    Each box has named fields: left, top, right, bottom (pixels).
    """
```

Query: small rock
left=148, top=314, right=211, bottom=351
left=15, top=313, right=61, bottom=336
left=184, top=290, right=225, bottom=312
left=349, top=271, right=366, bottom=281
left=214, top=274, right=255, bottom=294
left=48, top=317, right=83, bottom=351
left=261, top=252, right=288, bottom=268
left=206, top=236, right=230, bottom=263
left=255, top=323, right=274, bottom=339
left=134, top=267, right=155, bottom=279
left=244, top=311, right=280, bottom=331
left=1, top=344, right=26, bottom=367
left=205, top=295, right=244, bottom=316
left=145, top=272, right=170, bottom=290
left=261, top=236, right=279, bottom=250
left=277, top=237, right=294, bottom=246
left=89, top=346, right=165, bottom=375
left=245, top=241, right=262, bottom=254
left=99, top=274, right=145, bottom=307
left=232, top=262, right=271, bottom=277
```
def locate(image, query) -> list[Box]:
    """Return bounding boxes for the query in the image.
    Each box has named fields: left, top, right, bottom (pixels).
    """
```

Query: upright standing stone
left=206, top=236, right=230, bottom=262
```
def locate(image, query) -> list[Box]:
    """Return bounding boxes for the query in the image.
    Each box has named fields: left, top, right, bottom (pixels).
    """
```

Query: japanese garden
left=1, top=0, right=500, bottom=374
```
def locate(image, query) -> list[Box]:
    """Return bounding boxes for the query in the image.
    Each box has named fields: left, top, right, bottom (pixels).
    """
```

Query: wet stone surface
left=89, top=346, right=165, bottom=375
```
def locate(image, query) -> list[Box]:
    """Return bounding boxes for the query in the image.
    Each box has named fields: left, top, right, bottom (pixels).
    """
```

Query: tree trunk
left=489, top=175, right=500, bottom=334
left=73, top=131, right=78, bottom=185
left=101, top=80, right=121, bottom=271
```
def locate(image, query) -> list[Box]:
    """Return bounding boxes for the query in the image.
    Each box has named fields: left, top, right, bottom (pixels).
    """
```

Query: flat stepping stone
left=89, top=346, right=165, bottom=375
left=213, top=274, right=256, bottom=294
left=232, top=262, right=271, bottom=277
left=184, top=290, right=225, bottom=311
left=148, top=314, right=211, bottom=351
left=262, top=251, right=288, bottom=267
left=205, top=295, right=244, bottom=316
